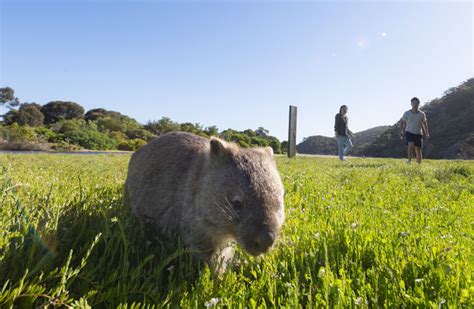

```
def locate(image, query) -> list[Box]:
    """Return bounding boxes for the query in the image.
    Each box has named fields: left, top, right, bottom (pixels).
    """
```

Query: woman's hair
left=339, top=105, right=348, bottom=113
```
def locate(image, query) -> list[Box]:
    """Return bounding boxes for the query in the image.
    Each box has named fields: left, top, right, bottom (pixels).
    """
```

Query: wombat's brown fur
left=124, top=132, right=285, bottom=272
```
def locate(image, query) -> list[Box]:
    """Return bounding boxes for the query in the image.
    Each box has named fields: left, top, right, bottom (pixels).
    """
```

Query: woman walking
left=334, top=105, right=354, bottom=161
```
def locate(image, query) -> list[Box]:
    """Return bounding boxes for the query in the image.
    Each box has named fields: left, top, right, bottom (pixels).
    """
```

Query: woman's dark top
left=334, top=113, right=348, bottom=136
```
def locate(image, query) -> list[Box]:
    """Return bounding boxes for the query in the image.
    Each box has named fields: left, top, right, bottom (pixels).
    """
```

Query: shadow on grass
left=0, top=187, right=203, bottom=307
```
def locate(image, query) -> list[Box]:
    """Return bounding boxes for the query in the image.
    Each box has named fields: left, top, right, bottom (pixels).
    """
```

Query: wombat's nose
left=254, top=231, right=276, bottom=253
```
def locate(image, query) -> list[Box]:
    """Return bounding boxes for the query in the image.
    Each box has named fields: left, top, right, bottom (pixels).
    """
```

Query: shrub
left=125, top=129, right=155, bottom=141
left=51, top=119, right=117, bottom=150
left=0, top=123, right=37, bottom=143
left=96, top=116, right=141, bottom=133
left=144, top=117, right=180, bottom=135
left=269, top=139, right=282, bottom=154
left=34, top=127, right=57, bottom=143
left=62, top=129, right=117, bottom=150
left=109, top=131, right=128, bottom=144
left=118, top=139, right=147, bottom=151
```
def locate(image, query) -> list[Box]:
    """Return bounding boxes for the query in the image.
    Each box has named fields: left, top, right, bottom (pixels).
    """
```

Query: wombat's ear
left=210, top=138, right=229, bottom=160
left=264, top=146, right=274, bottom=157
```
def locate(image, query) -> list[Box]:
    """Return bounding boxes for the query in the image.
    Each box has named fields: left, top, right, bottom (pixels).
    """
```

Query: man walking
left=399, top=97, right=430, bottom=164
left=334, top=105, right=354, bottom=161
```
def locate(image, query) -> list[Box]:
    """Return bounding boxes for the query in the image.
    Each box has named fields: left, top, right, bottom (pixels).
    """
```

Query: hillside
left=296, top=135, right=337, bottom=155
left=365, top=78, right=474, bottom=159
left=352, top=126, right=390, bottom=155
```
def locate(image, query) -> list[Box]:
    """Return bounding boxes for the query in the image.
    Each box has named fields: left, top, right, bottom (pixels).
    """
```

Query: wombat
left=124, top=132, right=285, bottom=272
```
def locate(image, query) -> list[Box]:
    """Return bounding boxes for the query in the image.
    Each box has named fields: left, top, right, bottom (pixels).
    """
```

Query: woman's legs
left=343, top=137, right=353, bottom=156
left=337, top=136, right=345, bottom=160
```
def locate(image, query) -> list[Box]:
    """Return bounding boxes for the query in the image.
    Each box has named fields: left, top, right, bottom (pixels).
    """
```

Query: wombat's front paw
left=209, top=245, right=235, bottom=278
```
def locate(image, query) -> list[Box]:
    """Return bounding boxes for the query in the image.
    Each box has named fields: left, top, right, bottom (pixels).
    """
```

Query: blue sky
left=1, top=0, right=472, bottom=142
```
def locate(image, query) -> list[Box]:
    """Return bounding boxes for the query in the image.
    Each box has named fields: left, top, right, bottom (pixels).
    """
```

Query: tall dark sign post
left=288, top=105, right=297, bottom=158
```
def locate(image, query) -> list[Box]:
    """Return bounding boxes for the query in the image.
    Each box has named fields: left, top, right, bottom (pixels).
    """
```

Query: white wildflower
left=318, top=267, right=326, bottom=277
left=205, top=298, right=219, bottom=307
left=400, top=231, right=410, bottom=238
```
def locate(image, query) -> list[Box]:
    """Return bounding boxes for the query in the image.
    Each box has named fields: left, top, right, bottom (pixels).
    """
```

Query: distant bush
left=51, top=119, right=117, bottom=150
left=144, top=117, right=180, bottom=135
left=62, top=129, right=117, bottom=150
left=109, top=131, right=128, bottom=144
left=281, top=141, right=288, bottom=154
left=125, top=129, right=155, bottom=141
left=96, top=116, right=141, bottom=133
left=34, top=127, right=57, bottom=143
left=0, top=123, right=37, bottom=143
left=118, top=138, right=147, bottom=151
left=269, top=139, right=282, bottom=154
left=220, top=128, right=280, bottom=153
left=180, top=122, right=205, bottom=135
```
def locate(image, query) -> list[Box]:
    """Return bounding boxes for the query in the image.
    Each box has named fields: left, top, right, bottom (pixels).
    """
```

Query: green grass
left=0, top=154, right=473, bottom=308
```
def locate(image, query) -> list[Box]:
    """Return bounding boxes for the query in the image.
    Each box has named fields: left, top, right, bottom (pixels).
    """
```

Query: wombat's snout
left=246, top=230, right=277, bottom=256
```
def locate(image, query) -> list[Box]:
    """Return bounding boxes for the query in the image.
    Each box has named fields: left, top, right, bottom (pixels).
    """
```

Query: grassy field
left=0, top=154, right=473, bottom=308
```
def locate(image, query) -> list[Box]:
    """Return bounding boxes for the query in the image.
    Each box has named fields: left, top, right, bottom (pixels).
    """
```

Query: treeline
left=0, top=88, right=284, bottom=153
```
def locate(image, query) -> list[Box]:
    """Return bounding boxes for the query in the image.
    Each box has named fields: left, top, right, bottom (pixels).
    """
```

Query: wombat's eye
left=232, top=200, right=243, bottom=210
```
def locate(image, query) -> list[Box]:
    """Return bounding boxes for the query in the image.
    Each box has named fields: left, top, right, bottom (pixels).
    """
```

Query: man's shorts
left=405, top=132, right=423, bottom=148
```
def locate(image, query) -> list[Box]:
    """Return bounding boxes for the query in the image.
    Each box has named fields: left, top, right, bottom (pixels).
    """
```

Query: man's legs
left=407, top=142, right=415, bottom=162
left=414, top=134, right=423, bottom=164
left=415, top=146, right=422, bottom=164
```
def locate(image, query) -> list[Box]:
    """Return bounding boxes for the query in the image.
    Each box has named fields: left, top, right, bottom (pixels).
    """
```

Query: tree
left=205, top=125, right=219, bottom=136
left=84, top=108, right=122, bottom=121
left=41, top=101, right=85, bottom=124
left=243, top=129, right=257, bottom=137
left=180, top=122, right=204, bottom=134
left=0, top=87, right=20, bottom=109
left=17, top=103, right=44, bottom=126
left=125, top=128, right=155, bottom=141
left=2, top=110, right=19, bottom=125
left=95, top=116, right=140, bottom=133
left=256, top=127, right=269, bottom=137
left=281, top=141, right=288, bottom=154
left=268, top=139, right=282, bottom=154
left=144, top=117, right=180, bottom=135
